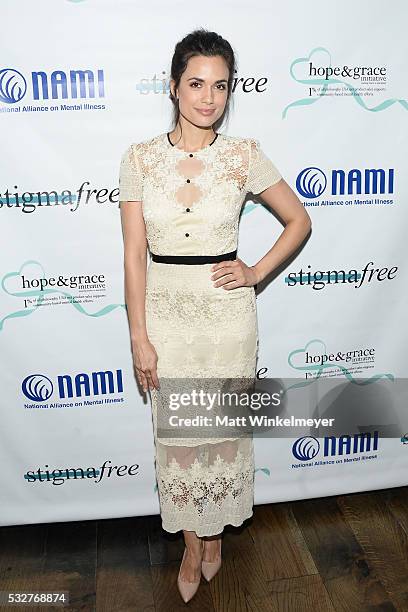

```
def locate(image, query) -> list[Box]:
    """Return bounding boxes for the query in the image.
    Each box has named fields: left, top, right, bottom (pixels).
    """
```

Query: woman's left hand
left=211, top=257, right=259, bottom=289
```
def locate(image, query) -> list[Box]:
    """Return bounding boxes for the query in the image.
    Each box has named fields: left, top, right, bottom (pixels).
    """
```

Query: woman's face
left=171, top=54, right=229, bottom=128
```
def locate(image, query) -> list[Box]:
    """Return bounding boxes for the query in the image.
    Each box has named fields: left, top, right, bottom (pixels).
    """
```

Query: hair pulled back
left=169, top=28, right=236, bottom=135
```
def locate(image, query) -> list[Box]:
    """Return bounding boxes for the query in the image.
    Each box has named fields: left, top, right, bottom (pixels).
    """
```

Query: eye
left=217, top=83, right=227, bottom=90
left=190, top=81, right=201, bottom=88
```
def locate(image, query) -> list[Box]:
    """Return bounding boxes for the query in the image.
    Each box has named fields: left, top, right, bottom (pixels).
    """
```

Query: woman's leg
left=165, top=446, right=204, bottom=582
left=200, top=441, right=234, bottom=561
left=179, top=530, right=203, bottom=582
left=202, top=533, right=222, bottom=561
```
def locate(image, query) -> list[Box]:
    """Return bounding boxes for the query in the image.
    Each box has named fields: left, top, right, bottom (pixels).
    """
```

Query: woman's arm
left=251, top=178, right=312, bottom=284
left=211, top=179, right=312, bottom=289
left=120, top=200, right=159, bottom=392
left=120, top=200, right=148, bottom=341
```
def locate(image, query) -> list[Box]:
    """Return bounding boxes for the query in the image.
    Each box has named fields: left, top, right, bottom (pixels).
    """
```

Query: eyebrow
left=187, top=77, right=228, bottom=84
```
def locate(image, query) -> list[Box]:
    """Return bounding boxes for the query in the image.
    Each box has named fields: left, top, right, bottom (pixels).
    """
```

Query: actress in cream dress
left=119, top=130, right=282, bottom=537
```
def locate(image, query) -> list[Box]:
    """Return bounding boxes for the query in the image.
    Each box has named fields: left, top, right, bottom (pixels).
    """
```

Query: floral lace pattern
left=157, top=444, right=255, bottom=537
left=118, top=132, right=281, bottom=535
left=118, top=132, right=282, bottom=256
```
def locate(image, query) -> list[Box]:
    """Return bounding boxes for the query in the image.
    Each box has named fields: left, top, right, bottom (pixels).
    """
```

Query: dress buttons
left=189, top=153, right=193, bottom=157
left=185, top=233, right=189, bottom=237
left=186, top=208, right=190, bottom=212
left=186, top=179, right=191, bottom=183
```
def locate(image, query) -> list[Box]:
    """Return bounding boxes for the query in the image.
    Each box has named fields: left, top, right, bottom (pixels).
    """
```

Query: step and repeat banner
left=1, top=0, right=407, bottom=526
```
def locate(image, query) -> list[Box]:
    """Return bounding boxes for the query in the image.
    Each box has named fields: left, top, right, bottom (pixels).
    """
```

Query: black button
left=186, top=208, right=190, bottom=212
left=185, top=233, right=189, bottom=237
left=186, top=179, right=191, bottom=183
left=189, top=153, right=193, bottom=157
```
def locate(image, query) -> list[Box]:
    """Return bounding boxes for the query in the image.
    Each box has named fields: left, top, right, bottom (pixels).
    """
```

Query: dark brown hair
left=169, top=28, right=236, bottom=136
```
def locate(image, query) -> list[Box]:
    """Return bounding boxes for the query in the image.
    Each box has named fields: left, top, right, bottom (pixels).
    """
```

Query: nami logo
left=0, top=66, right=105, bottom=106
left=292, top=431, right=379, bottom=469
left=22, top=369, right=124, bottom=408
left=297, top=166, right=394, bottom=200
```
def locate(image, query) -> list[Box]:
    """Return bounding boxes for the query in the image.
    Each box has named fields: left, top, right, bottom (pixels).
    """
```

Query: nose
left=201, top=86, right=214, bottom=104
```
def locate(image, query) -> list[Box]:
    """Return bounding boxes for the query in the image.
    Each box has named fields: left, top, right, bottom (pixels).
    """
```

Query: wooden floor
left=0, top=486, right=407, bottom=611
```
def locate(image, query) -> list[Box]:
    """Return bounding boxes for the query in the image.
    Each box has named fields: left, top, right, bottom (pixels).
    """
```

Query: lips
left=196, top=109, right=215, bottom=115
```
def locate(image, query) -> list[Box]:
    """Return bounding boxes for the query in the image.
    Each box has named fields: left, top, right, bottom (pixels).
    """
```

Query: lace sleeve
left=119, top=144, right=143, bottom=202
left=245, top=138, right=282, bottom=195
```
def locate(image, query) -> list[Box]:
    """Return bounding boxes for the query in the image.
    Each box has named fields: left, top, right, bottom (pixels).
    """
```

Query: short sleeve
left=118, top=144, right=143, bottom=202
left=245, top=138, right=282, bottom=195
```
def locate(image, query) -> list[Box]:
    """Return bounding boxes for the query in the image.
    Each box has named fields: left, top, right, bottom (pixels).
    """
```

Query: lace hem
left=161, top=509, right=254, bottom=537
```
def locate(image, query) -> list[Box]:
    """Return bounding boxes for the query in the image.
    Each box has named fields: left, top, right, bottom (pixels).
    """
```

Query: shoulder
left=122, top=133, right=165, bottom=156
left=220, top=133, right=253, bottom=146
left=220, top=133, right=260, bottom=154
left=120, top=133, right=166, bottom=175
left=219, top=135, right=261, bottom=172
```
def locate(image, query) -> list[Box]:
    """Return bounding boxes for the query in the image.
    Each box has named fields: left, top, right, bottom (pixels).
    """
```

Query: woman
left=119, top=28, right=311, bottom=603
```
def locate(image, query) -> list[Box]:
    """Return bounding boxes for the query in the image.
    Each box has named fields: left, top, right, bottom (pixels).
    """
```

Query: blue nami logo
left=0, top=68, right=27, bottom=104
left=292, top=436, right=320, bottom=461
left=0, top=67, right=104, bottom=104
left=22, top=370, right=124, bottom=402
left=296, top=167, right=327, bottom=199
left=22, top=374, right=54, bottom=402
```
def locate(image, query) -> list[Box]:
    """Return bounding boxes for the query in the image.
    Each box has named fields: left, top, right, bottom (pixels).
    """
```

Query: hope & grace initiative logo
left=283, top=46, right=408, bottom=117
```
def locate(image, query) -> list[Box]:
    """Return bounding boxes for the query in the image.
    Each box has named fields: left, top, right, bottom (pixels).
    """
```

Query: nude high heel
left=177, top=542, right=203, bottom=603
left=201, top=538, right=222, bottom=582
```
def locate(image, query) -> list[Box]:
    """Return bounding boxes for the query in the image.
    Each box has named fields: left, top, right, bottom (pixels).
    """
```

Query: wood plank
left=147, top=515, right=184, bottom=565
left=96, top=516, right=154, bottom=612
left=207, top=520, right=274, bottom=611
left=338, top=489, right=408, bottom=610
left=247, top=574, right=335, bottom=612
left=1, top=487, right=407, bottom=611
left=291, top=496, right=393, bottom=611
left=385, top=486, right=408, bottom=537
left=39, top=520, right=97, bottom=611
left=0, top=523, right=47, bottom=604
left=248, top=503, right=318, bottom=581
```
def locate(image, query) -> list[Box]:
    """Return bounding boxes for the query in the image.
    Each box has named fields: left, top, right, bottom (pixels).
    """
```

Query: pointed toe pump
left=201, top=538, right=222, bottom=582
left=177, top=544, right=203, bottom=603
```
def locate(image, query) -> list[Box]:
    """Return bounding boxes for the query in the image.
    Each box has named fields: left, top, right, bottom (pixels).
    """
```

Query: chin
left=195, top=114, right=220, bottom=126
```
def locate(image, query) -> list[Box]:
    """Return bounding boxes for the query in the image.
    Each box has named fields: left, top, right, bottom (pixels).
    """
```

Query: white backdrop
left=1, top=0, right=407, bottom=526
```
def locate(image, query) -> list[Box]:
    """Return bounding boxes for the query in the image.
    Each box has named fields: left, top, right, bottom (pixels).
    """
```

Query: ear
left=169, top=79, right=177, bottom=99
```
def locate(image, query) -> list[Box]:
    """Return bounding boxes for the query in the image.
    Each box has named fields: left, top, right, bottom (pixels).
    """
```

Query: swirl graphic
left=296, top=167, right=326, bottom=198
left=292, top=436, right=320, bottom=461
left=0, top=68, right=27, bottom=104
left=22, top=374, right=53, bottom=402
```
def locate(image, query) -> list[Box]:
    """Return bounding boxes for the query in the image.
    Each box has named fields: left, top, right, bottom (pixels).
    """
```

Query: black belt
left=150, top=249, right=237, bottom=265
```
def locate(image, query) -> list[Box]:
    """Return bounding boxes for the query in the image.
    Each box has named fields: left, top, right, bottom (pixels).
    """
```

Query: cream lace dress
left=119, top=131, right=282, bottom=536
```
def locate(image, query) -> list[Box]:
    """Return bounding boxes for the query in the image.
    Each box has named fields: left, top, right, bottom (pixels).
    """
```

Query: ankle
left=185, top=543, right=203, bottom=558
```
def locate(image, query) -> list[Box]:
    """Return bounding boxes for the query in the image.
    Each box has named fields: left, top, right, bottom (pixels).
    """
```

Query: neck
left=169, top=123, right=216, bottom=151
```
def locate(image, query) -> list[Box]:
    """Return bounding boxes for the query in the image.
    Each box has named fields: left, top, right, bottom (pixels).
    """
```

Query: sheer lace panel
left=155, top=438, right=254, bottom=536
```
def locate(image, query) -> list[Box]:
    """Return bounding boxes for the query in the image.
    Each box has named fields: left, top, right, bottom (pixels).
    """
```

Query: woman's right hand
left=131, top=338, right=160, bottom=393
